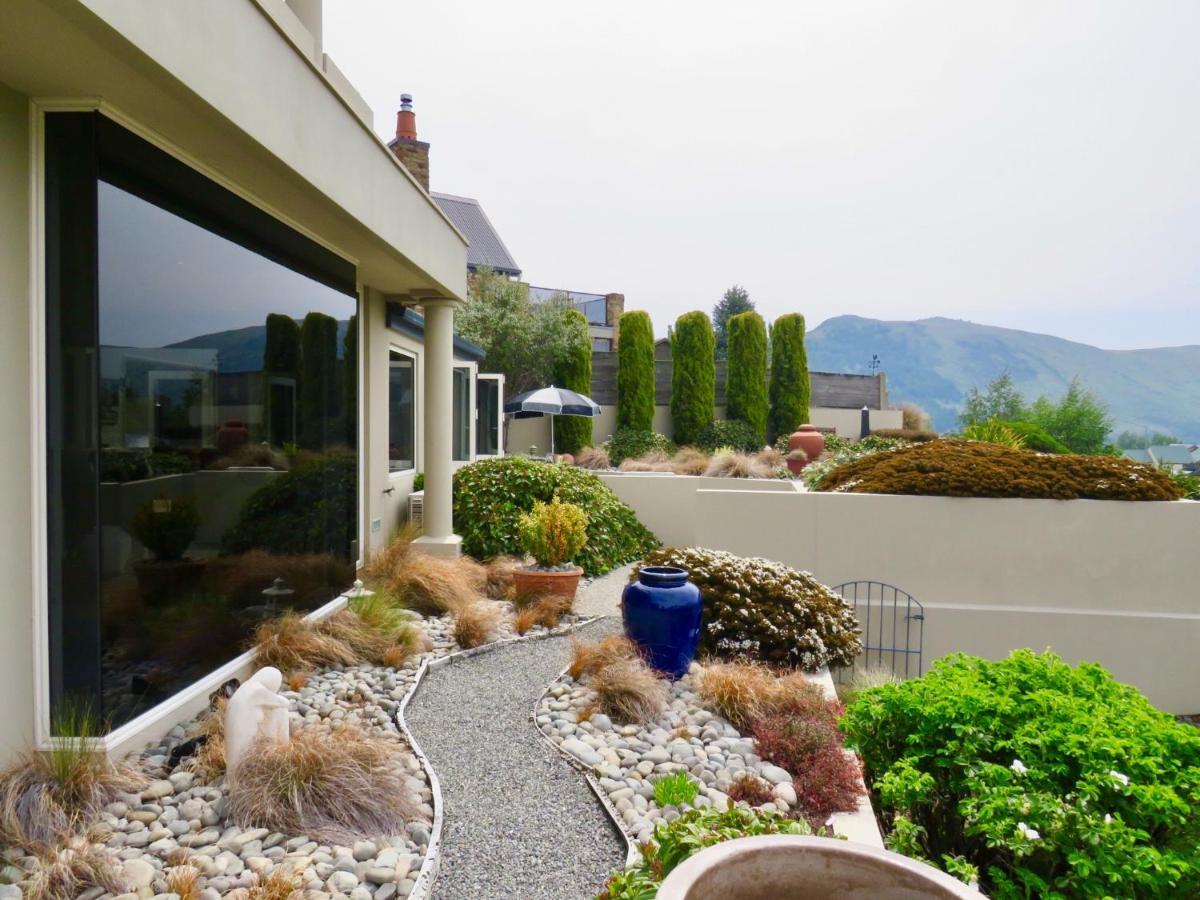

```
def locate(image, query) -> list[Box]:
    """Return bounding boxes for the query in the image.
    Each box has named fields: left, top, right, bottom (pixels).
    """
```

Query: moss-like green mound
left=815, top=439, right=1182, bottom=501
left=636, top=547, right=862, bottom=670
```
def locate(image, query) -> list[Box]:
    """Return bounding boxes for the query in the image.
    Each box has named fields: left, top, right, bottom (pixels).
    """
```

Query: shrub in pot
left=513, top=497, right=588, bottom=601
left=130, top=495, right=203, bottom=600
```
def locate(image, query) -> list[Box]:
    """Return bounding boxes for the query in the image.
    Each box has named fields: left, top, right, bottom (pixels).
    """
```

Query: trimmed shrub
left=297, top=312, right=339, bottom=449
left=131, top=496, right=200, bottom=562
left=670, top=311, right=716, bottom=445
left=518, top=497, right=588, bottom=567
left=553, top=309, right=594, bottom=454
left=604, top=428, right=674, bottom=466
left=598, top=806, right=810, bottom=899
left=725, top=311, right=769, bottom=443
left=636, top=548, right=862, bottom=670
left=221, top=451, right=357, bottom=556
left=264, top=313, right=300, bottom=374
left=453, top=457, right=658, bottom=577
left=800, top=435, right=911, bottom=489
left=616, top=311, right=655, bottom=432
left=869, top=428, right=939, bottom=442
left=767, top=313, right=810, bottom=443
left=695, top=419, right=762, bottom=453
left=841, top=650, right=1200, bottom=898
left=816, top=439, right=1183, bottom=500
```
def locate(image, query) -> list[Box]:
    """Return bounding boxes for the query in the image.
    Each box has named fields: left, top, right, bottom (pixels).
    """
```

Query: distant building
left=529, top=287, right=624, bottom=352
left=1123, top=444, right=1200, bottom=473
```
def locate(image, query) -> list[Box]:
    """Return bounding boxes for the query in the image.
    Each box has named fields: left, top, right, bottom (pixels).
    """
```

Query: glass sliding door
left=45, top=112, right=359, bottom=730
left=475, top=374, right=504, bottom=457
left=452, top=367, right=472, bottom=462
left=389, top=351, right=416, bottom=472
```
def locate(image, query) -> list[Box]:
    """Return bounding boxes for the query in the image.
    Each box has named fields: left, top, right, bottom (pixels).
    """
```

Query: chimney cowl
left=395, top=93, right=418, bottom=141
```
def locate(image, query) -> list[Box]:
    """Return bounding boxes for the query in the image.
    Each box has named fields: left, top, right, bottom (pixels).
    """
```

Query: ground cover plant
left=453, top=456, right=658, bottom=576
left=636, top=548, right=861, bottom=670
left=841, top=650, right=1200, bottom=898
left=652, top=771, right=700, bottom=807
left=816, top=438, right=1183, bottom=500
left=596, top=805, right=811, bottom=900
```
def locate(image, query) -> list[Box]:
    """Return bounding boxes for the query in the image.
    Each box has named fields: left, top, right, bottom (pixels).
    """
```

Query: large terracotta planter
left=657, top=835, right=986, bottom=900
left=512, top=565, right=583, bottom=602
left=787, top=424, right=826, bottom=474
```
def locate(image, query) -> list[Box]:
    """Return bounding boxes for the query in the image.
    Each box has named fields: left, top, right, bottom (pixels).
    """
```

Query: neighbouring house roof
left=1123, top=449, right=1154, bottom=465
left=386, top=303, right=487, bottom=362
left=431, top=192, right=521, bottom=277
left=1151, top=444, right=1200, bottom=465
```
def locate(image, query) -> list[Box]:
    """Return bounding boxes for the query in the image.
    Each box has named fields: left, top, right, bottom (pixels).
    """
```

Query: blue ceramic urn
left=622, top=566, right=703, bottom=680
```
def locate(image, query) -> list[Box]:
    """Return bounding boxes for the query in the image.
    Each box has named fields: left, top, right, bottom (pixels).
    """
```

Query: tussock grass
left=567, top=635, right=638, bottom=681
left=754, top=446, right=784, bottom=469
left=573, top=446, right=611, bottom=470
left=513, top=606, right=540, bottom=636
left=452, top=601, right=504, bottom=649
left=229, top=726, right=422, bottom=845
left=0, top=705, right=144, bottom=846
left=669, top=447, right=711, bottom=476
left=589, top=658, right=668, bottom=724
left=482, top=556, right=523, bottom=600
left=185, top=697, right=228, bottom=783
left=165, top=864, right=203, bottom=900
left=362, top=524, right=485, bottom=615
left=317, top=609, right=392, bottom=664
left=252, top=612, right=358, bottom=673
left=24, top=832, right=125, bottom=900
left=226, top=868, right=303, bottom=900
left=704, top=451, right=774, bottom=479
left=694, top=662, right=825, bottom=730
left=285, top=671, right=309, bottom=692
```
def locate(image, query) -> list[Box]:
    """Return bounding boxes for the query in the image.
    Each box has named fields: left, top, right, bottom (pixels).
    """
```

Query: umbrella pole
left=549, top=413, right=555, bottom=458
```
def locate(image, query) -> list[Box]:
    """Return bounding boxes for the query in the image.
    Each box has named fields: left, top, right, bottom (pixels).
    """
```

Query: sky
left=324, top=1, right=1200, bottom=350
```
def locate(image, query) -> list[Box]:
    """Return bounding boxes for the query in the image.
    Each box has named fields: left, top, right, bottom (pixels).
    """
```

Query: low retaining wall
left=611, top=480, right=1200, bottom=713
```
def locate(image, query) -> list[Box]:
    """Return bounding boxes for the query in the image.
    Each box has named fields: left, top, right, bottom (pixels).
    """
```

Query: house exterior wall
left=0, top=82, right=36, bottom=761
left=601, top=479, right=1199, bottom=713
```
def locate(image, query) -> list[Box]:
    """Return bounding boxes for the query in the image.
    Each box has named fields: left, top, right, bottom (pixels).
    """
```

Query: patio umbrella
left=504, top=385, right=602, bottom=456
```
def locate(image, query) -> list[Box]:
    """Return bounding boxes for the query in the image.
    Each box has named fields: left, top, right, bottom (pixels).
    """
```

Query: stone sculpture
left=224, top=666, right=290, bottom=776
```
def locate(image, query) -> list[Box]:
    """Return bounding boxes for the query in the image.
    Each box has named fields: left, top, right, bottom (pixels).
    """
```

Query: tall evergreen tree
left=670, top=311, right=716, bottom=445
left=616, top=310, right=655, bottom=432
left=725, top=310, right=769, bottom=443
left=553, top=309, right=594, bottom=454
left=712, top=285, right=755, bottom=359
left=298, top=311, right=339, bottom=449
left=767, top=313, right=810, bottom=442
left=342, top=314, right=358, bottom=448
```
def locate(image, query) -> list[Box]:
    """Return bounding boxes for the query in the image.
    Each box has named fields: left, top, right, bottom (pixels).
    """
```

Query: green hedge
left=842, top=651, right=1200, bottom=898
left=264, top=313, right=300, bottom=373
left=670, top=311, right=716, bottom=445
left=605, top=428, right=674, bottom=466
left=298, top=311, right=339, bottom=449
left=453, top=457, right=658, bottom=576
left=694, top=419, right=762, bottom=453
left=616, top=310, right=655, bottom=432
left=553, top=309, right=593, bottom=455
left=725, top=311, right=768, bottom=443
left=817, top=439, right=1182, bottom=500
left=767, top=313, right=810, bottom=443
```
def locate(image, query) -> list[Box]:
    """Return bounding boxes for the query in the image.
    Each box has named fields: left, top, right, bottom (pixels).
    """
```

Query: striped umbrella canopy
left=503, top=385, right=601, bottom=455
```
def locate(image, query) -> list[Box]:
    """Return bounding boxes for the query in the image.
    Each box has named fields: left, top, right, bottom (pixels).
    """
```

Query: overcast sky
left=324, top=1, right=1200, bottom=350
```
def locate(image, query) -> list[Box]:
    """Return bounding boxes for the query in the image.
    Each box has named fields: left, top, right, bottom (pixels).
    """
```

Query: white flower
left=1010, top=759, right=1028, bottom=775
left=1017, top=822, right=1041, bottom=841
left=1110, top=770, right=1130, bottom=787
left=1104, top=814, right=1113, bottom=824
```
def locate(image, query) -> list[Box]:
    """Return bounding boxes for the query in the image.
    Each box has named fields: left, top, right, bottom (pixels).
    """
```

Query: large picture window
left=45, top=112, right=359, bottom=730
left=389, top=350, right=416, bottom=472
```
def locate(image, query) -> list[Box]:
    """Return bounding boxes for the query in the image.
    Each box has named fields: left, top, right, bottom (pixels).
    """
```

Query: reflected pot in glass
left=622, top=566, right=703, bottom=679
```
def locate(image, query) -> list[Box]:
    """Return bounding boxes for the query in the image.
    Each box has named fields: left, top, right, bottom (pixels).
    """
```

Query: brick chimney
left=388, top=93, right=430, bottom=192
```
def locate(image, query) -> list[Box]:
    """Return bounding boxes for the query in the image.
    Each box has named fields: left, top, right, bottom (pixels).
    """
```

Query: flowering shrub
left=841, top=650, right=1200, bottom=898
left=816, top=439, right=1182, bottom=500
left=635, top=548, right=861, bottom=670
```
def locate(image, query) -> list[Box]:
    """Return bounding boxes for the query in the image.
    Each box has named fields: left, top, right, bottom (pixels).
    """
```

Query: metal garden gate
left=831, top=581, right=925, bottom=680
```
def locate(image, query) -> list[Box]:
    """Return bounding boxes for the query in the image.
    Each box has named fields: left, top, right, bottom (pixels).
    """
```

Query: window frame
left=387, top=346, right=419, bottom=477
left=474, top=373, right=505, bottom=459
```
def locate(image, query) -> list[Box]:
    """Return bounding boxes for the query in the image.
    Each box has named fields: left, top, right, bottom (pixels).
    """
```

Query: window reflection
left=95, top=181, right=357, bottom=727
left=452, top=367, right=470, bottom=461
left=389, top=350, right=415, bottom=471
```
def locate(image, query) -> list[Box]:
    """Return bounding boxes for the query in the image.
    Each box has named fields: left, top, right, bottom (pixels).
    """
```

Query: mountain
left=167, top=319, right=351, bottom=372
left=807, top=316, right=1200, bottom=441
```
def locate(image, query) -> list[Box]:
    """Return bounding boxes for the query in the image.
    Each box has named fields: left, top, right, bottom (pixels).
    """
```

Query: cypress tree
left=616, top=311, right=655, bottom=432
left=298, top=311, right=339, bottom=449
left=553, top=309, right=594, bottom=454
left=670, top=311, right=716, bottom=445
left=342, top=314, right=358, bottom=448
left=725, top=310, right=768, bottom=444
left=767, top=313, right=810, bottom=442
left=263, top=313, right=300, bottom=445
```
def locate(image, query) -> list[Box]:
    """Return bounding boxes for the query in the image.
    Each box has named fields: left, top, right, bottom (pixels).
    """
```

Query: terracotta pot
left=512, top=565, right=583, bottom=602
left=216, top=419, right=250, bottom=457
left=787, top=424, right=826, bottom=474
left=657, top=835, right=986, bottom=900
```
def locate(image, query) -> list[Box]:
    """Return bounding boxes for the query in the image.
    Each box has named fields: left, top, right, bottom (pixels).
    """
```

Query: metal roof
left=386, top=303, right=487, bottom=361
left=431, top=192, right=521, bottom=277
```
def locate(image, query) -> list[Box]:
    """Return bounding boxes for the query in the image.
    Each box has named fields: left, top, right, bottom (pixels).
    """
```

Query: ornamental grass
left=588, top=657, right=668, bottom=724
left=567, top=635, right=638, bottom=681
left=24, top=833, right=126, bottom=900
left=452, top=601, right=504, bottom=649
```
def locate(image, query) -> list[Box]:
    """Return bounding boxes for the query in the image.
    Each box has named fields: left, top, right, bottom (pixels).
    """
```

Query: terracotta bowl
left=512, top=565, right=583, bottom=601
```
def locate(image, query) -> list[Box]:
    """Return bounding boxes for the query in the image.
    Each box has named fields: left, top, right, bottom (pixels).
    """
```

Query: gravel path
left=574, top=564, right=633, bottom=618
left=405, top=621, right=625, bottom=899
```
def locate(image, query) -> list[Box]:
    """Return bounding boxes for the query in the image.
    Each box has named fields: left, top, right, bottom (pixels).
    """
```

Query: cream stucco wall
left=0, top=82, right=35, bottom=761
left=686, top=490, right=1199, bottom=713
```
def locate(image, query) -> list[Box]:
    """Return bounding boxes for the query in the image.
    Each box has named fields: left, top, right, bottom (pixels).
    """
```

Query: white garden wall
left=609, top=478, right=1200, bottom=713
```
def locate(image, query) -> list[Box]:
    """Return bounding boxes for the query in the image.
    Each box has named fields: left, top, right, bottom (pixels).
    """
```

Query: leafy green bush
left=453, top=457, right=658, bottom=577
left=518, top=497, right=588, bottom=568
left=100, top=449, right=194, bottom=483
left=816, top=439, right=1183, bottom=500
left=1170, top=470, right=1200, bottom=500
left=960, top=420, right=1026, bottom=448
left=767, top=313, right=810, bottom=443
left=636, top=547, right=861, bottom=670
left=695, top=419, right=762, bottom=453
left=616, top=311, right=655, bottom=433
left=553, top=309, right=594, bottom=455
left=996, top=420, right=1072, bottom=453
left=597, top=806, right=810, bottom=900
left=131, top=496, right=200, bottom=561
left=841, top=650, right=1200, bottom=899
left=605, top=428, right=674, bottom=466
left=725, top=311, right=769, bottom=443
left=221, top=451, right=357, bottom=556
left=670, top=311, right=716, bottom=446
